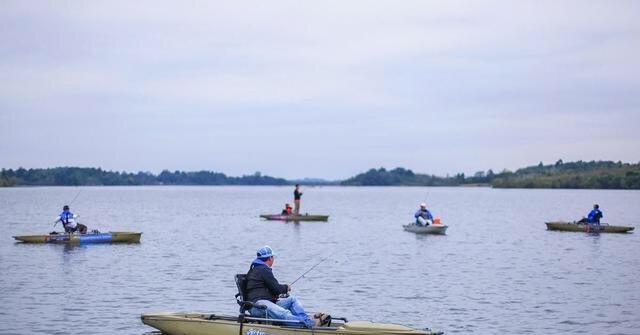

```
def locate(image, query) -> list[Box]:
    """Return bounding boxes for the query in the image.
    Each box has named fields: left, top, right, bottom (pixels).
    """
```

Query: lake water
left=1, top=186, right=639, bottom=335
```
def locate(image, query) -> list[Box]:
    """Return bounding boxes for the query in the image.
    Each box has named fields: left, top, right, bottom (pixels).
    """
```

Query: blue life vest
left=59, top=210, right=74, bottom=225
left=587, top=209, right=603, bottom=223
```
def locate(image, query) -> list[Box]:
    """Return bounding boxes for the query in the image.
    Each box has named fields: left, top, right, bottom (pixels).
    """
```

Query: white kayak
left=403, top=224, right=448, bottom=235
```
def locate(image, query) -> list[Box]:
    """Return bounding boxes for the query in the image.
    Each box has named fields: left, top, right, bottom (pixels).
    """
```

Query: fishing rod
left=290, top=254, right=334, bottom=286
left=68, top=189, right=82, bottom=206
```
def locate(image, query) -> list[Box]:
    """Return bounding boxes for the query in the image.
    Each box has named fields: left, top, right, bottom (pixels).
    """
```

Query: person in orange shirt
left=281, top=203, right=293, bottom=215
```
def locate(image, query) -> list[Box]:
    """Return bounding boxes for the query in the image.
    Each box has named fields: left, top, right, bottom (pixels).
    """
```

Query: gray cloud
left=1, top=1, right=639, bottom=179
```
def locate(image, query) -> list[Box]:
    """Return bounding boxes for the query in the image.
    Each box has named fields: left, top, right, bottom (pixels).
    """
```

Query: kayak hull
left=545, top=221, right=634, bottom=233
left=13, top=231, right=142, bottom=244
left=403, top=224, right=448, bottom=235
left=260, top=214, right=329, bottom=222
left=141, top=312, right=439, bottom=335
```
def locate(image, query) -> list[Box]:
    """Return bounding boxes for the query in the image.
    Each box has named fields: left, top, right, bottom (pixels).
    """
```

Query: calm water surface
left=1, top=186, right=639, bottom=334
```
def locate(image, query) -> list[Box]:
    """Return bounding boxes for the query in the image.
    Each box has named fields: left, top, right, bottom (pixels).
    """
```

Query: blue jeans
left=250, top=296, right=314, bottom=328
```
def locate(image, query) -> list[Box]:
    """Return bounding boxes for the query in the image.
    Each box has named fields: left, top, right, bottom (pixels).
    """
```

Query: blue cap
left=257, top=246, right=276, bottom=258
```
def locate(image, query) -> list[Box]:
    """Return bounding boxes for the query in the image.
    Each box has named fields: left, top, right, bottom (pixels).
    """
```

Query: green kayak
left=545, top=221, right=634, bottom=233
left=260, top=214, right=329, bottom=222
left=141, top=312, right=441, bottom=335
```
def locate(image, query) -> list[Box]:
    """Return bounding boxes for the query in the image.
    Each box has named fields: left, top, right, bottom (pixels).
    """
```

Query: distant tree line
left=340, top=167, right=493, bottom=186
left=2, top=160, right=639, bottom=189
left=340, top=160, right=640, bottom=189
left=491, top=160, right=640, bottom=189
left=339, top=167, right=465, bottom=186
left=0, top=167, right=288, bottom=186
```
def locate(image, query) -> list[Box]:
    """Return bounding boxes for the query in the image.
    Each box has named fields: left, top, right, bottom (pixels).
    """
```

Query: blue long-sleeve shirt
left=414, top=208, right=433, bottom=224
left=587, top=208, right=603, bottom=224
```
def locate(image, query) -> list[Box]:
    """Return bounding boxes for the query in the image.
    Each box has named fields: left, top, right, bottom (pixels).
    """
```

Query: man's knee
left=276, top=295, right=297, bottom=309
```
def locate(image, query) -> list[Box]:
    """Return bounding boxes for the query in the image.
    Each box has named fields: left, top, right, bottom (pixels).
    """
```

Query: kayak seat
left=235, top=274, right=266, bottom=315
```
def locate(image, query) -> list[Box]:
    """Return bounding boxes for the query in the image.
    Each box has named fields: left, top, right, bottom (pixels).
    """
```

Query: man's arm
left=262, top=269, right=289, bottom=296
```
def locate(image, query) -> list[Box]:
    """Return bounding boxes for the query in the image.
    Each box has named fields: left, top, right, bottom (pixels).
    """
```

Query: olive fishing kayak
left=260, top=214, right=329, bottom=221
left=141, top=312, right=442, bottom=335
left=13, top=231, right=142, bottom=244
left=545, top=221, right=634, bottom=233
left=403, top=224, right=448, bottom=235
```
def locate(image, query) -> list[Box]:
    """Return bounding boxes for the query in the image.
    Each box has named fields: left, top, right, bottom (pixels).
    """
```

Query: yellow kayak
left=13, top=231, right=142, bottom=244
left=141, top=312, right=442, bottom=335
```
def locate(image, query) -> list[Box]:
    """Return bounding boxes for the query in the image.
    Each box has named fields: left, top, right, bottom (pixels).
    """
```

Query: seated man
left=245, top=246, right=327, bottom=328
left=414, top=203, right=433, bottom=226
left=54, top=205, right=87, bottom=234
left=587, top=204, right=603, bottom=225
left=281, top=204, right=293, bottom=215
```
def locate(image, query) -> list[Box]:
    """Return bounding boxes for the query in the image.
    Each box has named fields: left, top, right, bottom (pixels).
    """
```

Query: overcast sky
left=1, top=1, right=639, bottom=179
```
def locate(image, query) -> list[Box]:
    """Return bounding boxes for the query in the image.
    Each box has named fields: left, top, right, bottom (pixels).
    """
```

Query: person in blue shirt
left=587, top=204, right=603, bottom=224
left=414, top=203, right=433, bottom=226
left=54, top=205, right=87, bottom=234
left=577, top=204, right=604, bottom=225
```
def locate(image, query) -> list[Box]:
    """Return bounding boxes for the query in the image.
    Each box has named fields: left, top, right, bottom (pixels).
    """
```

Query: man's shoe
left=313, top=313, right=331, bottom=327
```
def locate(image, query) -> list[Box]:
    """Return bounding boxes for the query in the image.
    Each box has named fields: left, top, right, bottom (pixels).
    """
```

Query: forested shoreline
left=2, top=160, right=639, bottom=189
left=341, top=160, right=640, bottom=189
left=0, top=168, right=288, bottom=187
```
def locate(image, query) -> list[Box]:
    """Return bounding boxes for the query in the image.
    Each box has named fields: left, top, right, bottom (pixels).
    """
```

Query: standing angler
left=293, top=184, right=303, bottom=215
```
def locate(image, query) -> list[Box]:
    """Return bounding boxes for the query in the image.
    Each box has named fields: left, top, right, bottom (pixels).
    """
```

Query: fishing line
left=68, top=189, right=82, bottom=206
left=290, top=250, right=337, bottom=285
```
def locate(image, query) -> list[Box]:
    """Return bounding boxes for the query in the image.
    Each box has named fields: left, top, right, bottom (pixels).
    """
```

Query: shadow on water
left=406, top=231, right=449, bottom=241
